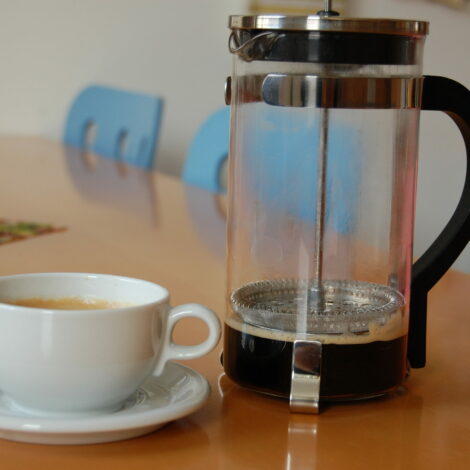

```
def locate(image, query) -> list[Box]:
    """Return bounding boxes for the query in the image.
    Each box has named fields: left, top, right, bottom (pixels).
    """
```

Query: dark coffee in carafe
left=224, top=321, right=408, bottom=399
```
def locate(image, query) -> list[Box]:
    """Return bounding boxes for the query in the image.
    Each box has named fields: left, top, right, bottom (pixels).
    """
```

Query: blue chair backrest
left=63, top=85, right=163, bottom=169
left=182, top=107, right=230, bottom=192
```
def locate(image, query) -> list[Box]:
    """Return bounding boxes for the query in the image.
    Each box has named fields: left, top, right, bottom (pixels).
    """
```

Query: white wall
left=0, top=0, right=247, bottom=174
left=0, top=0, right=469, bottom=273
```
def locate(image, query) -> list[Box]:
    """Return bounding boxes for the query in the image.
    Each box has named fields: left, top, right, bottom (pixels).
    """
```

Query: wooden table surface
left=0, top=136, right=469, bottom=469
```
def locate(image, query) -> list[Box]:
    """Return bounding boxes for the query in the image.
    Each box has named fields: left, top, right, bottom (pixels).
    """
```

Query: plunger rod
left=311, top=108, right=329, bottom=313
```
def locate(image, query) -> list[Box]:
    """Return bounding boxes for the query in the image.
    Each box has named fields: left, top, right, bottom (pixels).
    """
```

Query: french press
left=222, top=1, right=470, bottom=412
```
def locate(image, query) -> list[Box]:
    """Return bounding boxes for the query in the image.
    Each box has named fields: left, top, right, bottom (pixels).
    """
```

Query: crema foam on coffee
left=1, top=297, right=127, bottom=310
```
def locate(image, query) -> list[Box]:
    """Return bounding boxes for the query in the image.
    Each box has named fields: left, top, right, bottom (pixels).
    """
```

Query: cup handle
left=154, top=303, right=221, bottom=376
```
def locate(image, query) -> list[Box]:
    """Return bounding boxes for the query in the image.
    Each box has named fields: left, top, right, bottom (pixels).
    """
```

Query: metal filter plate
left=230, top=279, right=404, bottom=334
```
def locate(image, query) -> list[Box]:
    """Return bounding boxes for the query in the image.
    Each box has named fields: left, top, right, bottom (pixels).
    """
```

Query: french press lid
left=229, top=6, right=429, bottom=65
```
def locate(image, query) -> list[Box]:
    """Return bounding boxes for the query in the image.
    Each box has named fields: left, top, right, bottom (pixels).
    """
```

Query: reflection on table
left=184, top=184, right=226, bottom=258
left=63, top=145, right=158, bottom=223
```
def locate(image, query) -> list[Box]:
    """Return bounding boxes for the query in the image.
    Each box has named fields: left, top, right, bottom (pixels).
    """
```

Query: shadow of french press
left=218, top=373, right=424, bottom=470
left=287, top=390, right=425, bottom=470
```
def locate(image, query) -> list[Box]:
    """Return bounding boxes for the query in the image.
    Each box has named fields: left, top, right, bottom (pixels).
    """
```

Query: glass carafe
left=223, top=11, right=470, bottom=412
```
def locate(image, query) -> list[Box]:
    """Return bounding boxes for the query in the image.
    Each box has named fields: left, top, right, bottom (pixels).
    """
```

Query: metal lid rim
left=229, top=15, right=429, bottom=36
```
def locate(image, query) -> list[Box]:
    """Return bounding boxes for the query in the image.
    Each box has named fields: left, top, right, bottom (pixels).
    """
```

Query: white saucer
left=0, top=362, right=210, bottom=445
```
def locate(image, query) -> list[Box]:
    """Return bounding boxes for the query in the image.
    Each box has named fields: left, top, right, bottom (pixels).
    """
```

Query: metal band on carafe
left=225, top=75, right=423, bottom=109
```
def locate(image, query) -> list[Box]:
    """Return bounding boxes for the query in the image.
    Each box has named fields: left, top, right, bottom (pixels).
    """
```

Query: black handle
left=408, top=76, right=470, bottom=368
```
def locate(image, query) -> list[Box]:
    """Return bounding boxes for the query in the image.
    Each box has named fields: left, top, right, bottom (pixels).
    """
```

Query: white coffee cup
left=0, top=273, right=221, bottom=417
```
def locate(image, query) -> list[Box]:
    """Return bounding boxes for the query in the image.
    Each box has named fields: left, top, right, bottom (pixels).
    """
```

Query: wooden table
left=0, top=136, right=469, bottom=469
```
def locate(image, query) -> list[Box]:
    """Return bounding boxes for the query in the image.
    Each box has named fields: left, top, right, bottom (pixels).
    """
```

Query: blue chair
left=182, top=107, right=230, bottom=192
left=63, top=85, right=163, bottom=169
left=183, top=105, right=360, bottom=234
